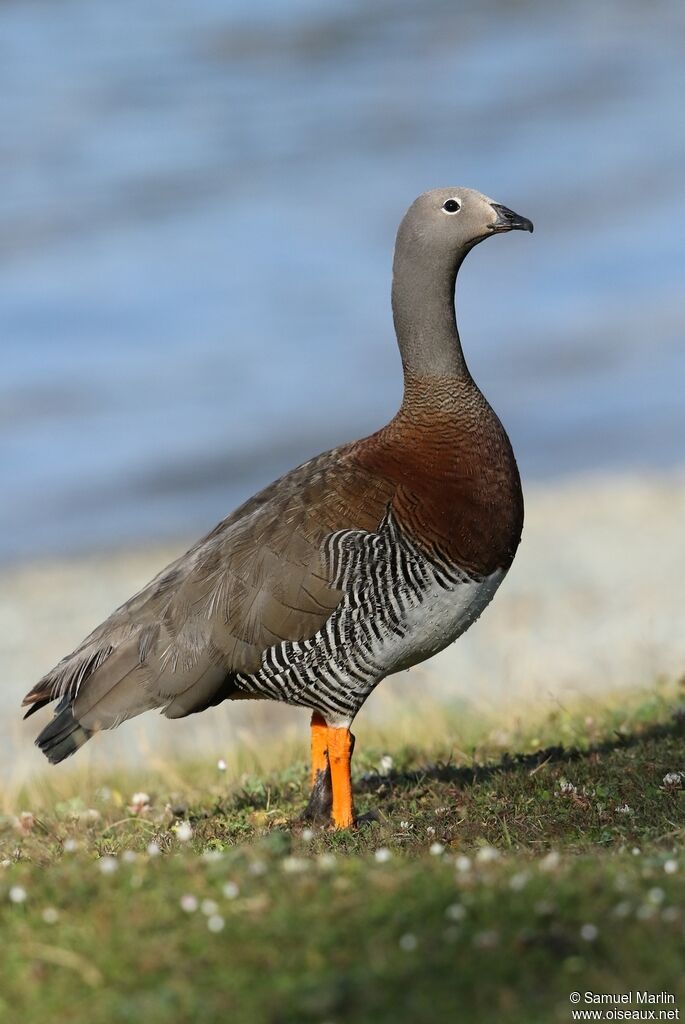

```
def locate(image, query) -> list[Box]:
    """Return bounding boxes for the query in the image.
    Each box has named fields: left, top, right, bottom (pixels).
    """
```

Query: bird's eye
left=442, top=198, right=461, bottom=214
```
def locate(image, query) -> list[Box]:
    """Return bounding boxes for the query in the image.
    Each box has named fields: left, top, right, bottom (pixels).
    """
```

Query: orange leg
left=300, top=712, right=333, bottom=823
left=310, top=711, right=329, bottom=787
left=327, top=726, right=355, bottom=829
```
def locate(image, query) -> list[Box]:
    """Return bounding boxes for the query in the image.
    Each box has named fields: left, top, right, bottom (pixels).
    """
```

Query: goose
left=23, top=187, right=533, bottom=829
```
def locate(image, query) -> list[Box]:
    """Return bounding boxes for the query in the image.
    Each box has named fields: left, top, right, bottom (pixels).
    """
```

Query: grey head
left=392, top=186, right=533, bottom=380
left=397, top=186, right=532, bottom=256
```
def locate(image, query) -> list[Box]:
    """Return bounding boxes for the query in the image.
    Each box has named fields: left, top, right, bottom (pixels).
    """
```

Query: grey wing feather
left=23, top=449, right=395, bottom=753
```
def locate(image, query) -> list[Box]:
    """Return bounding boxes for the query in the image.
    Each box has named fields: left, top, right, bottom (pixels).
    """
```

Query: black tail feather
left=36, top=700, right=93, bottom=764
left=23, top=697, right=52, bottom=721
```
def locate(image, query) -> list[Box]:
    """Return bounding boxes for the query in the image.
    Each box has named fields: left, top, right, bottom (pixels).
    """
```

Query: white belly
left=381, top=569, right=506, bottom=675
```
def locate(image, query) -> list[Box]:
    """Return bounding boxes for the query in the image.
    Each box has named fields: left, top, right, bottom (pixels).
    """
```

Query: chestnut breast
left=348, top=377, right=523, bottom=578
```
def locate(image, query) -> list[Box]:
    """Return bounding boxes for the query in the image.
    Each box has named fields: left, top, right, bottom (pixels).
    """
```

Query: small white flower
left=631, top=847, right=641, bottom=856
left=249, top=859, right=267, bottom=876
left=426, top=826, right=436, bottom=837
left=121, top=850, right=137, bottom=864
left=84, top=809, right=101, bottom=824
left=201, top=899, right=219, bottom=916
left=222, top=881, right=239, bottom=899
left=9, top=886, right=27, bottom=904
left=615, top=804, right=632, bottom=815
left=429, top=842, right=445, bottom=857
left=99, top=856, right=118, bottom=875
left=201, top=850, right=223, bottom=863
left=217, top=759, right=227, bottom=772
left=534, top=900, right=555, bottom=916
left=399, top=933, right=417, bottom=952
left=15, top=811, right=35, bottom=835
left=454, top=855, right=472, bottom=873
left=648, top=887, right=665, bottom=905
left=175, top=821, right=193, bottom=843
left=399, top=820, right=411, bottom=830
left=63, top=839, right=78, bottom=853
left=558, top=781, right=577, bottom=796
left=662, top=772, right=683, bottom=789
left=664, top=859, right=678, bottom=875
left=317, top=853, right=336, bottom=871
left=434, top=806, right=449, bottom=817
left=282, top=856, right=308, bottom=874
left=42, top=907, right=59, bottom=924
left=207, top=914, right=225, bottom=933
left=476, top=845, right=499, bottom=864
left=146, top=841, right=161, bottom=857
left=180, top=894, right=198, bottom=913
left=1, top=860, right=11, bottom=869
left=378, top=754, right=394, bottom=775
left=445, top=903, right=466, bottom=921
left=374, top=847, right=392, bottom=864
left=473, top=929, right=499, bottom=949
left=129, top=792, right=151, bottom=815
left=580, top=923, right=598, bottom=942
left=300, top=828, right=314, bottom=843
left=539, top=851, right=561, bottom=872
left=509, top=871, right=529, bottom=892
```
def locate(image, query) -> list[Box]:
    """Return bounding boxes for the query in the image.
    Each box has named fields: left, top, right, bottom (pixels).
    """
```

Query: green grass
left=2, top=684, right=685, bottom=1024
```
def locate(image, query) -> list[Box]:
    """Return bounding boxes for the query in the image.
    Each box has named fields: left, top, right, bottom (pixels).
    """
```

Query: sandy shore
left=2, top=470, right=684, bottom=782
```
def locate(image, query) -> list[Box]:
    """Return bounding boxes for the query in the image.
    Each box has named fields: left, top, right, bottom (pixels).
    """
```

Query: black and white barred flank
left=234, top=511, right=478, bottom=721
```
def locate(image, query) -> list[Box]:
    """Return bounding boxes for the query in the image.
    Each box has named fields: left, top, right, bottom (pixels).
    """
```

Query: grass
left=2, top=683, right=685, bottom=1024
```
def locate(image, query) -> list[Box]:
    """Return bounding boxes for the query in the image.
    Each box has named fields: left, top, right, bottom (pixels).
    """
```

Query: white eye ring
left=442, top=198, right=461, bottom=214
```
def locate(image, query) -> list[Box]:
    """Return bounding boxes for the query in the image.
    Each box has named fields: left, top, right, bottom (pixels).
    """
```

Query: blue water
left=1, top=0, right=684, bottom=563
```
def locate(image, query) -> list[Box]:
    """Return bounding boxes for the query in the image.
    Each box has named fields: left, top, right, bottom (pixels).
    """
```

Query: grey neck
left=391, top=237, right=470, bottom=382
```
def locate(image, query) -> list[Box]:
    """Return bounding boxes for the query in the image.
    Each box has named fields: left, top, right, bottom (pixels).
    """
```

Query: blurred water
left=1, top=0, right=684, bottom=564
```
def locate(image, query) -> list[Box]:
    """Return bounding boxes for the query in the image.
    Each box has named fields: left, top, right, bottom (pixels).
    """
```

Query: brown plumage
left=351, top=375, right=523, bottom=575
left=23, top=186, right=533, bottom=828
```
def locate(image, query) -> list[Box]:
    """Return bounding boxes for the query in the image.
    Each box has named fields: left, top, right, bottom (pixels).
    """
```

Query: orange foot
left=327, top=724, right=355, bottom=829
left=301, top=712, right=332, bottom=823
left=301, top=712, right=356, bottom=829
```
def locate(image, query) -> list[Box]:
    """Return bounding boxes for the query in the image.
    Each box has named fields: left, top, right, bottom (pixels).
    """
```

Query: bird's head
left=396, top=186, right=533, bottom=262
